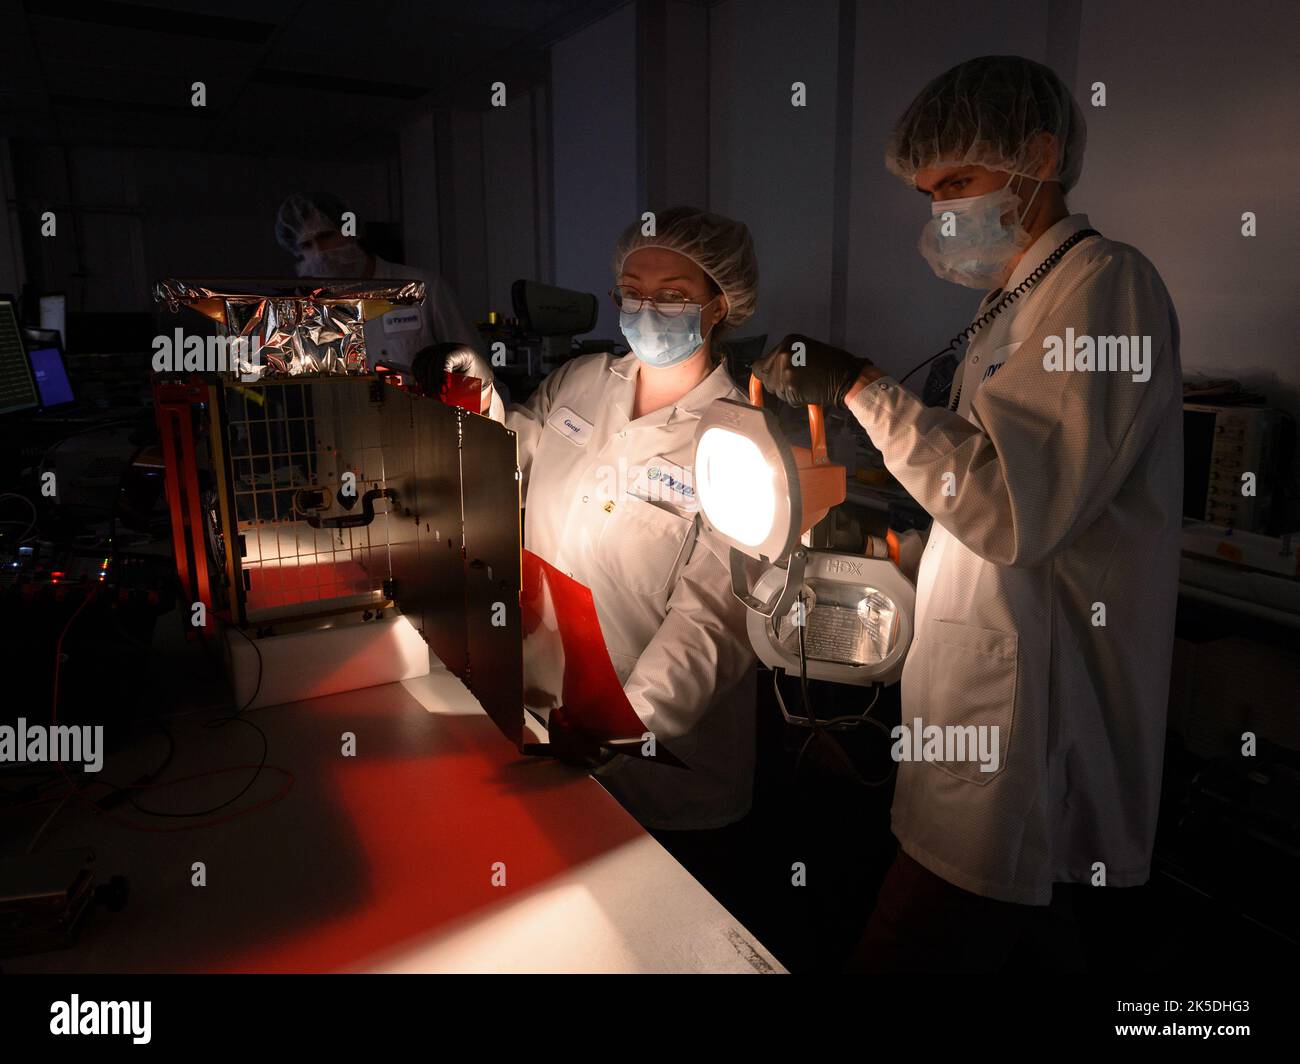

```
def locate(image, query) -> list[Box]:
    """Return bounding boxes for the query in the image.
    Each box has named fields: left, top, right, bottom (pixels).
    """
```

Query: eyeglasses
left=610, top=285, right=701, bottom=317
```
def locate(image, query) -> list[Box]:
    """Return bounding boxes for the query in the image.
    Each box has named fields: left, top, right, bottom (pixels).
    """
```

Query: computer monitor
left=39, top=293, right=66, bottom=346
left=27, top=340, right=75, bottom=410
left=0, top=297, right=40, bottom=416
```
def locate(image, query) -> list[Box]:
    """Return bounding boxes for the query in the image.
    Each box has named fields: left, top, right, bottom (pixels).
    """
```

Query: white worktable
left=6, top=657, right=782, bottom=975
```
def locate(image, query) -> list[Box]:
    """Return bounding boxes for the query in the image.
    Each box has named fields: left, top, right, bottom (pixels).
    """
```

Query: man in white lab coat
left=274, top=192, right=484, bottom=369
left=754, top=55, right=1182, bottom=971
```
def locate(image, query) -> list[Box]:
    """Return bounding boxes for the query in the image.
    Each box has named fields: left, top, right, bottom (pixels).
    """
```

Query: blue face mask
left=620, top=298, right=718, bottom=368
left=918, top=175, right=1043, bottom=289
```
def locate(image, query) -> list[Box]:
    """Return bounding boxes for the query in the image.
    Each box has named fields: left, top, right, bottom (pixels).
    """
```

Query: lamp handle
left=885, top=528, right=901, bottom=568
left=747, top=376, right=829, bottom=466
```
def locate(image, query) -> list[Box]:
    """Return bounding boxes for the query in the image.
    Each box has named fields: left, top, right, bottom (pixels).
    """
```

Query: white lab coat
left=492, top=351, right=757, bottom=830
left=846, top=214, right=1183, bottom=904
left=365, top=256, right=483, bottom=371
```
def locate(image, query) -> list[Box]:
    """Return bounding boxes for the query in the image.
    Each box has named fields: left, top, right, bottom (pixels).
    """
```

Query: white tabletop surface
left=6, top=655, right=783, bottom=974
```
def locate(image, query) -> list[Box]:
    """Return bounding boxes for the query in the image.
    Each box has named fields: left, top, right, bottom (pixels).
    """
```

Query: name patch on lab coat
left=383, top=309, right=422, bottom=334
left=628, top=456, right=698, bottom=512
left=547, top=406, right=592, bottom=446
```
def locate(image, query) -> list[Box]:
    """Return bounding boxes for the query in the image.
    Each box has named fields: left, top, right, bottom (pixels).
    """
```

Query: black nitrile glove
left=750, top=334, right=868, bottom=407
left=546, top=707, right=609, bottom=768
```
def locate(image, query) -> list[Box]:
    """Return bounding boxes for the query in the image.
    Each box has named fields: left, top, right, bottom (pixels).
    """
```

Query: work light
left=693, top=379, right=914, bottom=688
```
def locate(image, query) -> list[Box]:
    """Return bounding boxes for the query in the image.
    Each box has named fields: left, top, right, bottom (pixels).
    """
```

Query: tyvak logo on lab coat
left=547, top=406, right=593, bottom=446
left=596, top=456, right=698, bottom=513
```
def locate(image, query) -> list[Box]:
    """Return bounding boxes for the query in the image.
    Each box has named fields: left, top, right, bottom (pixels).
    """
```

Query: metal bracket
left=730, top=547, right=807, bottom=619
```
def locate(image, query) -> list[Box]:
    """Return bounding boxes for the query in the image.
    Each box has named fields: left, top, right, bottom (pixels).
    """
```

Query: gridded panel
left=211, top=376, right=524, bottom=748
left=223, top=379, right=392, bottom=622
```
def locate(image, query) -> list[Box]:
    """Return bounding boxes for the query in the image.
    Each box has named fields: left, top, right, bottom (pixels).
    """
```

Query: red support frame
left=153, top=377, right=214, bottom=639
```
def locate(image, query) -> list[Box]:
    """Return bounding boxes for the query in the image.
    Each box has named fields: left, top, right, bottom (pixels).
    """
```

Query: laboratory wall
left=549, top=1, right=639, bottom=342
left=706, top=0, right=841, bottom=354
left=399, top=115, right=442, bottom=284
left=482, top=86, right=551, bottom=321
left=399, top=86, right=550, bottom=329
left=21, top=0, right=1289, bottom=401
left=841, top=0, right=1056, bottom=377
left=523, top=0, right=1300, bottom=426
left=653, top=0, right=710, bottom=209
left=1071, top=0, right=1300, bottom=421
left=525, top=0, right=1077, bottom=371
left=406, top=2, right=701, bottom=336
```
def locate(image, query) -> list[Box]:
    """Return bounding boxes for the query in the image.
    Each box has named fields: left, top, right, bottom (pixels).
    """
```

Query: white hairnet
left=613, top=206, right=759, bottom=328
left=275, top=191, right=356, bottom=253
left=886, top=55, right=1087, bottom=192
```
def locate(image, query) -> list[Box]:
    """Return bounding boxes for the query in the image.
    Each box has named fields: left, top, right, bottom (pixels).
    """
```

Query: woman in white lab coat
left=477, top=207, right=763, bottom=833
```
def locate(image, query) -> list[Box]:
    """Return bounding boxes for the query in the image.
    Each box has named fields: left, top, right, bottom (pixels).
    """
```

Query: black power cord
left=778, top=590, right=895, bottom=789
left=897, top=228, right=1101, bottom=391
left=123, top=617, right=267, bottom=819
left=125, top=715, right=269, bottom=820
left=58, top=576, right=272, bottom=823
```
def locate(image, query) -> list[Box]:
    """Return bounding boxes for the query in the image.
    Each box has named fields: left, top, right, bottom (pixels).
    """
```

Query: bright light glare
left=696, top=427, right=777, bottom=547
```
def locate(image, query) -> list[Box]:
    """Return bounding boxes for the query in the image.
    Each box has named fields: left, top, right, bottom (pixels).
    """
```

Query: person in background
left=274, top=191, right=483, bottom=373
left=753, top=55, right=1183, bottom=972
